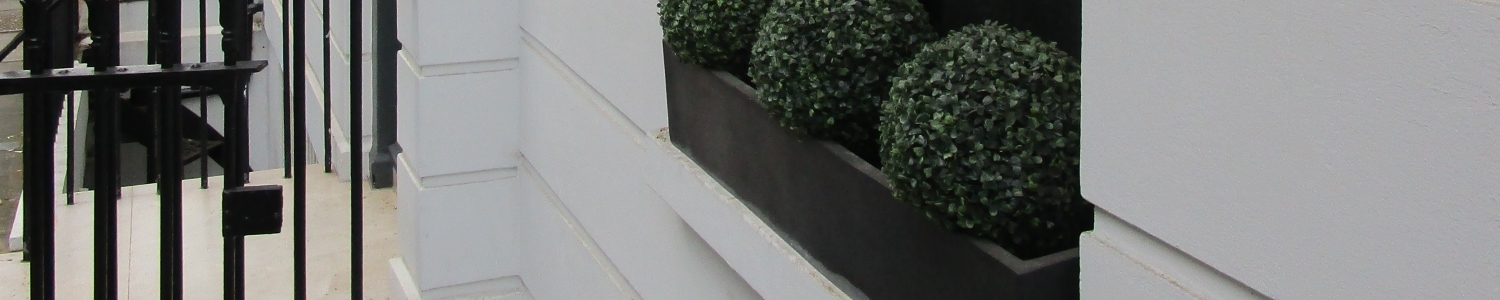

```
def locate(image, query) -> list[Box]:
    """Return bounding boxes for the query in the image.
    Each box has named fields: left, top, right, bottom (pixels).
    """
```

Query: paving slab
left=0, top=0, right=19, bottom=33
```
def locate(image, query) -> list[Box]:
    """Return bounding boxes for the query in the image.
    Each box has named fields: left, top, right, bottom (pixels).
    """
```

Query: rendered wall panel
left=519, top=0, right=669, bottom=132
left=1082, top=1, right=1500, bottom=298
left=516, top=40, right=761, bottom=300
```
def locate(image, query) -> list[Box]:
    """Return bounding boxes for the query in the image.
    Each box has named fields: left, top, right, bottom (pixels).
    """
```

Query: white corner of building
left=390, top=258, right=423, bottom=300
left=6, top=196, right=21, bottom=253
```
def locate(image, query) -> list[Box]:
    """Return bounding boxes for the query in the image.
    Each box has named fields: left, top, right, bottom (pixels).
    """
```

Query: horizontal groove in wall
left=519, top=157, right=643, bottom=299
left=1090, top=209, right=1269, bottom=300
left=416, top=167, right=518, bottom=189
left=420, top=58, right=521, bottom=77
left=518, top=27, right=651, bottom=151
left=395, top=50, right=519, bottom=78
left=422, top=275, right=530, bottom=299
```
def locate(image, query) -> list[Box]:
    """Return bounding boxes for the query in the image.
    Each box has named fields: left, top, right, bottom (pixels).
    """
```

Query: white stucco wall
left=1081, top=1, right=1500, bottom=299
left=264, top=0, right=374, bottom=182
left=376, top=0, right=852, bottom=298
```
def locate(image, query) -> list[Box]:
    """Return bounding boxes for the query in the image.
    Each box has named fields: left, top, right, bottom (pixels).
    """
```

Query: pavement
left=0, top=170, right=399, bottom=299
left=0, top=0, right=17, bottom=33
left=1, top=0, right=23, bottom=253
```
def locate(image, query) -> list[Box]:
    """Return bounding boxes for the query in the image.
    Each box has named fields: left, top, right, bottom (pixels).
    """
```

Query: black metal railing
left=0, top=30, right=23, bottom=61
left=6, top=0, right=380, bottom=299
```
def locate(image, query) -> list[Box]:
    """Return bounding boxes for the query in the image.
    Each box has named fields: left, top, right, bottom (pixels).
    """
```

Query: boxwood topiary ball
left=880, top=23, right=1088, bottom=259
left=750, top=0, right=935, bottom=149
left=660, top=0, right=770, bottom=71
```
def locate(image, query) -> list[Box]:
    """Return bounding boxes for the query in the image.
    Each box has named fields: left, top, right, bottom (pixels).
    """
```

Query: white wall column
left=390, top=0, right=525, bottom=298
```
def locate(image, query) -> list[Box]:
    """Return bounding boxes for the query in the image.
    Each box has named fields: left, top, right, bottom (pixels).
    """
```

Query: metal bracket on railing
left=222, top=186, right=285, bottom=237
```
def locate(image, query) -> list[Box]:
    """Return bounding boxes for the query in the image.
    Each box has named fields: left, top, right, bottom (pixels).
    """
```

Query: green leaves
left=750, top=0, right=935, bottom=148
left=879, top=23, right=1089, bottom=259
left=660, top=0, right=770, bottom=71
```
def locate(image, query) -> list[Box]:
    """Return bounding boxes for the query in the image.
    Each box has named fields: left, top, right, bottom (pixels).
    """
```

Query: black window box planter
left=665, top=47, right=1080, bottom=300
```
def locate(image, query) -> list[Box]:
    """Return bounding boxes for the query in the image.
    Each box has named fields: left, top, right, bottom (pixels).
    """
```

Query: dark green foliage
left=660, top=0, right=770, bottom=71
left=750, top=0, right=935, bottom=148
left=880, top=23, right=1088, bottom=259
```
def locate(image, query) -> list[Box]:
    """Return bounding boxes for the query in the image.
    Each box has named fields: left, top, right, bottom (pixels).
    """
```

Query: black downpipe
left=369, top=0, right=397, bottom=188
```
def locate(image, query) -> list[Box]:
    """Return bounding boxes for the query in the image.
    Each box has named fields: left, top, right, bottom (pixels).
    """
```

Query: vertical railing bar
left=151, top=0, right=186, bottom=297
left=236, top=0, right=251, bottom=286
left=294, top=0, right=310, bottom=297
left=236, top=1, right=251, bottom=184
left=222, top=0, right=239, bottom=186
left=147, top=92, right=158, bottom=190
left=220, top=0, right=249, bottom=298
left=239, top=1, right=256, bottom=291
left=224, top=201, right=238, bottom=300
left=55, top=0, right=80, bottom=205
left=215, top=1, right=234, bottom=298
left=87, top=0, right=123, bottom=297
left=350, top=0, right=365, bottom=297
left=221, top=78, right=244, bottom=300
left=199, top=0, right=208, bottom=189
left=55, top=1, right=76, bottom=295
left=22, top=0, right=56, bottom=297
left=65, top=92, right=74, bottom=205
left=283, top=0, right=293, bottom=178
left=61, top=0, right=77, bottom=206
left=322, top=0, right=331, bottom=174
left=145, top=0, right=159, bottom=190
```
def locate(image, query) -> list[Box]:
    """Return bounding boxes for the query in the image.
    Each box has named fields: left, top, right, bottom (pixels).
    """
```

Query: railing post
left=21, top=0, right=56, bottom=297
left=293, top=0, right=310, bottom=297
left=220, top=0, right=252, bottom=297
left=351, top=0, right=366, bottom=297
left=150, top=0, right=186, bottom=297
left=86, top=0, right=123, bottom=297
left=237, top=0, right=254, bottom=182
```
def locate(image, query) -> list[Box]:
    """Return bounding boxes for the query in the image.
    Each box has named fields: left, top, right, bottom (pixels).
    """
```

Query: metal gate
left=1, top=0, right=369, bottom=299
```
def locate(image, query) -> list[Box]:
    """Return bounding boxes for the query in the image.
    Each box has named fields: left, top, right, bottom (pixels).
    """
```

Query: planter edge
left=665, top=44, right=1080, bottom=299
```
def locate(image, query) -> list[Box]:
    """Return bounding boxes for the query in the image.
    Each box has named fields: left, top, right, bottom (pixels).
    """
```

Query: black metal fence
left=1, top=0, right=372, bottom=299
